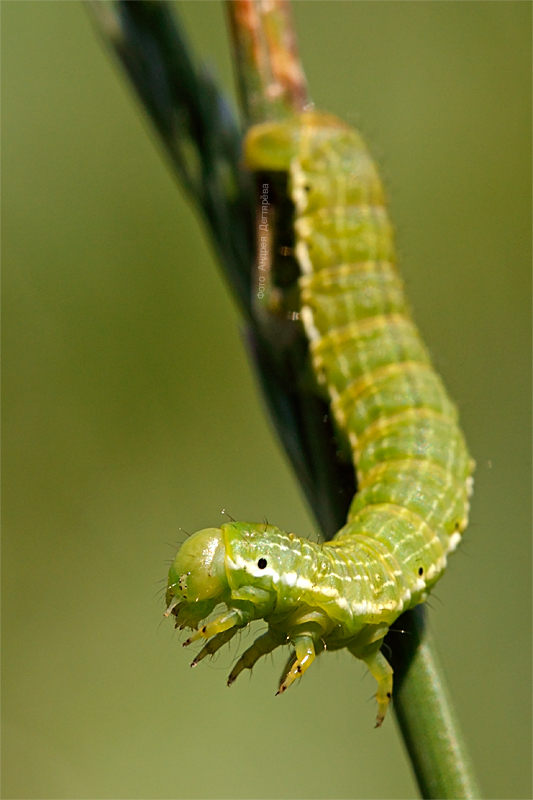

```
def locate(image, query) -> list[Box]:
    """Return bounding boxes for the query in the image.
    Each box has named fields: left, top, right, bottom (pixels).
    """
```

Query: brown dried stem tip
left=226, top=0, right=310, bottom=125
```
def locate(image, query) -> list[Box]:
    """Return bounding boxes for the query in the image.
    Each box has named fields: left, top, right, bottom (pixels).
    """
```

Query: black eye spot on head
left=257, top=558, right=267, bottom=570
left=418, top=567, right=424, bottom=576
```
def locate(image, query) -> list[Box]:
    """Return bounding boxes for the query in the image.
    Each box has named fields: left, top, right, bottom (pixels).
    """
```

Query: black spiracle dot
left=418, top=567, right=424, bottom=576
left=257, top=558, right=268, bottom=569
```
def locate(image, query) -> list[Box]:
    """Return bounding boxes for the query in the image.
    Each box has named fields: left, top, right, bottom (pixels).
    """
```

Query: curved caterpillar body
left=166, top=111, right=474, bottom=726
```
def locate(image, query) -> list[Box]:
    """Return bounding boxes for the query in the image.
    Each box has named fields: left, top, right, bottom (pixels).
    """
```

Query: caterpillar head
left=165, top=523, right=300, bottom=628
left=244, top=110, right=347, bottom=171
left=165, top=527, right=228, bottom=628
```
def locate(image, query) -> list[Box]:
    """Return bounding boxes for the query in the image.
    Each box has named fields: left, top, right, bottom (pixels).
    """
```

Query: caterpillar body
left=165, top=111, right=474, bottom=726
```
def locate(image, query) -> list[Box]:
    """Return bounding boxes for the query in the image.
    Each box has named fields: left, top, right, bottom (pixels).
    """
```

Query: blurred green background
left=3, top=2, right=531, bottom=799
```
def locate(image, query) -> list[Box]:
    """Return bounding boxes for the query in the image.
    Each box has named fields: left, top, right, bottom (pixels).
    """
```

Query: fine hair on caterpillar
left=165, top=110, right=474, bottom=727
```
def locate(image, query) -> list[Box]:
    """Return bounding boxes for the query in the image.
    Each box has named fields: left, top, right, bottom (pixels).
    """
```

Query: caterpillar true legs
left=165, top=111, right=474, bottom=726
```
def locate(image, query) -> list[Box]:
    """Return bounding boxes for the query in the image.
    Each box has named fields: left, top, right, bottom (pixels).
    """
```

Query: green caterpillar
left=165, top=111, right=474, bottom=726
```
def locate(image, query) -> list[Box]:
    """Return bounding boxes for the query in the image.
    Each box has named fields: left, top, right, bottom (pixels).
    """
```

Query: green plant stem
left=388, top=608, right=482, bottom=799
left=90, top=2, right=482, bottom=797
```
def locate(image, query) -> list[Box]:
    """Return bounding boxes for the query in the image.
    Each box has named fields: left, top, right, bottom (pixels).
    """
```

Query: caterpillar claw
left=183, top=626, right=208, bottom=647
left=276, top=634, right=317, bottom=693
left=277, top=651, right=297, bottom=693
left=374, top=691, right=392, bottom=727
left=357, top=648, right=393, bottom=728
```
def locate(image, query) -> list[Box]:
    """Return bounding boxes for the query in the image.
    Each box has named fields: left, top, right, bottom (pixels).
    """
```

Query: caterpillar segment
left=165, top=111, right=474, bottom=726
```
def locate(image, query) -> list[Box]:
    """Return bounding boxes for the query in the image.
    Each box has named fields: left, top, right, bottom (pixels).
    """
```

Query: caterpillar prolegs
left=165, top=111, right=474, bottom=726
